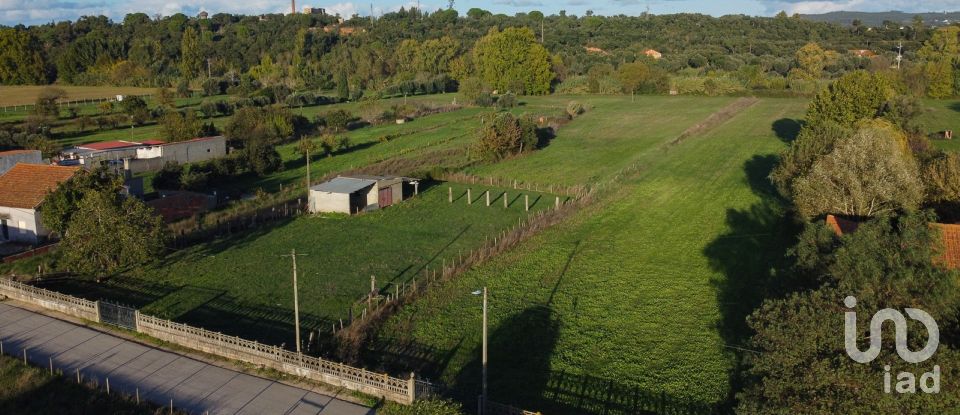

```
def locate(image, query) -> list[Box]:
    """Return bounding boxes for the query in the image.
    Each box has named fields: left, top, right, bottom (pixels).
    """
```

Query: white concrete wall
left=0, top=207, right=44, bottom=244
left=160, top=137, right=227, bottom=164
left=309, top=190, right=351, bottom=214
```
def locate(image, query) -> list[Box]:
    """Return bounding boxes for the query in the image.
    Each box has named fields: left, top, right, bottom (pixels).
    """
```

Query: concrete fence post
left=408, top=372, right=416, bottom=403
left=448, top=187, right=452, bottom=203
left=503, top=192, right=508, bottom=208
left=485, top=191, right=490, bottom=206
left=525, top=195, right=529, bottom=212
left=467, top=189, right=472, bottom=204
left=556, top=196, right=560, bottom=209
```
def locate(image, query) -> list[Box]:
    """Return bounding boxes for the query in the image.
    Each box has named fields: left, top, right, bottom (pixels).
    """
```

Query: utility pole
left=305, top=141, right=311, bottom=189
left=282, top=249, right=307, bottom=353
left=896, top=41, right=903, bottom=70
left=482, top=286, right=488, bottom=409
left=541, top=18, right=544, bottom=44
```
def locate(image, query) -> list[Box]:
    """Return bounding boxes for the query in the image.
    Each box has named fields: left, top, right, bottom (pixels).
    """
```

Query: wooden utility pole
left=282, top=249, right=307, bottom=354
left=305, top=142, right=311, bottom=189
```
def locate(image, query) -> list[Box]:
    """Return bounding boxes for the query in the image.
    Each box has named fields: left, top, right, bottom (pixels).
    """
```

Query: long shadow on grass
left=949, top=102, right=960, bottom=113
left=771, top=118, right=802, bottom=143
left=445, top=305, right=711, bottom=415
left=702, top=154, right=800, bottom=412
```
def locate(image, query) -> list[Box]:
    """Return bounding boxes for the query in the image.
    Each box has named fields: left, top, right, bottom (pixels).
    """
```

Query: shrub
left=565, top=101, right=584, bottom=118
left=496, top=92, right=517, bottom=109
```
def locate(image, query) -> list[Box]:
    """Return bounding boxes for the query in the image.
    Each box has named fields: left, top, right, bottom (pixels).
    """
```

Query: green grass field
left=921, top=99, right=960, bottom=152
left=371, top=97, right=807, bottom=413
left=42, top=183, right=557, bottom=347
left=0, top=354, right=167, bottom=414
left=0, top=85, right=155, bottom=107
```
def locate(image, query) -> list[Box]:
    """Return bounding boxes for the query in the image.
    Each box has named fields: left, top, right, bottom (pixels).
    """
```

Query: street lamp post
left=472, top=287, right=488, bottom=413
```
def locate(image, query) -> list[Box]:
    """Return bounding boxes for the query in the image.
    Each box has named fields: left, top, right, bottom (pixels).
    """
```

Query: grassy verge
left=0, top=353, right=175, bottom=414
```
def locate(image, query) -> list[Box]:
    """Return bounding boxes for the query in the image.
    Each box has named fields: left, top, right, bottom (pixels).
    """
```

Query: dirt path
left=667, top=97, right=760, bottom=146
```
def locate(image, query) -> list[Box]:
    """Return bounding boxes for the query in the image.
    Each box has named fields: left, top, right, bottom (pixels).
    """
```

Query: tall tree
left=0, top=29, right=49, bottom=84
left=179, top=26, right=203, bottom=79
left=793, top=120, right=922, bottom=219
left=60, top=190, right=166, bottom=278
left=471, top=27, right=554, bottom=95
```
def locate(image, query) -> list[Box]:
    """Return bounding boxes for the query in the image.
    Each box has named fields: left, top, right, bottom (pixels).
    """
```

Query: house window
left=18, top=220, right=27, bottom=234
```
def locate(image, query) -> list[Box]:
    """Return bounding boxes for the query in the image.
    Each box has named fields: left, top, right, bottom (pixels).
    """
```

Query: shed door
left=378, top=187, right=393, bottom=208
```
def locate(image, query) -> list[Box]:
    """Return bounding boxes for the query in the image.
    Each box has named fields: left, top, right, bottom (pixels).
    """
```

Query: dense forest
left=1, top=8, right=956, bottom=98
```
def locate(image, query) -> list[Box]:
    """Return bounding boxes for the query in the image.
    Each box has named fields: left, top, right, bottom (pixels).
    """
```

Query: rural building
left=60, top=140, right=146, bottom=168
left=0, top=150, right=43, bottom=175
left=128, top=136, right=227, bottom=173
left=0, top=164, right=80, bottom=244
left=309, top=175, right=407, bottom=214
left=644, top=49, right=663, bottom=59
left=826, top=214, right=960, bottom=269
left=302, top=6, right=325, bottom=14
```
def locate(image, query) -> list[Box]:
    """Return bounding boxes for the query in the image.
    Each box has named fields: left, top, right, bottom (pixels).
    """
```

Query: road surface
left=0, top=302, right=374, bottom=415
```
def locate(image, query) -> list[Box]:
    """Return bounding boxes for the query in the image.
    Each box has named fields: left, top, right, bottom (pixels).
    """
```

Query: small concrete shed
left=308, top=174, right=409, bottom=214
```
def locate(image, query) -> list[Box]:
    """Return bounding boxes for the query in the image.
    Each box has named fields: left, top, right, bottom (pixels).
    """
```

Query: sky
left=0, top=0, right=958, bottom=26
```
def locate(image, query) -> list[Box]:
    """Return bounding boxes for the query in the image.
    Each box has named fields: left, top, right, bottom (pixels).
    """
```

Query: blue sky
left=1, top=0, right=958, bottom=26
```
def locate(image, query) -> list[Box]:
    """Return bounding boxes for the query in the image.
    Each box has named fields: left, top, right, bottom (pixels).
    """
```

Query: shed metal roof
left=310, top=177, right=375, bottom=194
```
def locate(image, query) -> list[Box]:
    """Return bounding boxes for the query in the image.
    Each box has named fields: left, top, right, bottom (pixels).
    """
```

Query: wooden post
left=485, top=191, right=490, bottom=206
left=49, top=357, right=53, bottom=375
left=136, top=388, right=140, bottom=404
left=77, top=368, right=80, bottom=383
left=23, top=348, right=26, bottom=364
left=467, top=188, right=472, bottom=204
left=503, top=192, right=508, bottom=208
left=448, top=187, right=452, bottom=202
left=556, top=196, right=560, bottom=208
left=106, top=377, right=110, bottom=394
left=525, top=195, right=529, bottom=212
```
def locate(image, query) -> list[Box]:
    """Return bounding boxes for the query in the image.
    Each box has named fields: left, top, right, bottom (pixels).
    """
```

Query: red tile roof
left=934, top=223, right=960, bottom=269
left=826, top=215, right=960, bottom=270
left=140, top=140, right=166, bottom=146
left=78, top=141, right=143, bottom=151
left=0, top=150, right=40, bottom=157
left=0, top=164, right=80, bottom=209
left=826, top=214, right=861, bottom=236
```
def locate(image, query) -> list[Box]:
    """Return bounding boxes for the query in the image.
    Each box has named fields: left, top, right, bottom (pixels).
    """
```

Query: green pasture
left=371, top=97, right=808, bottom=413
left=921, top=99, right=960, bottom=152
left=42, top=183, right=558, bottom=348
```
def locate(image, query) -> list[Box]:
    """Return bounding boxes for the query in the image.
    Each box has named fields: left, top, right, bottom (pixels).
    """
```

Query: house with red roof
left=826, top=214, right=960, bottom=270
left=0, top=164, right=80, bottom=244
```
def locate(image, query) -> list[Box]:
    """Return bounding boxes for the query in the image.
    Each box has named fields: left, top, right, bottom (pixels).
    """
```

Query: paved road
left=0, top=302, right=374, bottom=415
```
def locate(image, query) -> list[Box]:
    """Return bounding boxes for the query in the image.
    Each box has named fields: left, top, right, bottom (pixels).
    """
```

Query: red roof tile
left=826, top=214, right=860, bottom=236
left=934, top=223, right=960, bottom=269
left=140, top=140, right=166, bottom=146
left=78, top=141, right=143, bottom=151
left=0, top=150, right=40, bottom=157
left=0, top=164, right=80, bottom=209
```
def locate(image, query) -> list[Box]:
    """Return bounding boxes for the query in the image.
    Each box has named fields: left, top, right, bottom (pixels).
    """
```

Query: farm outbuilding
left=308, top=175, right=409, bottom=214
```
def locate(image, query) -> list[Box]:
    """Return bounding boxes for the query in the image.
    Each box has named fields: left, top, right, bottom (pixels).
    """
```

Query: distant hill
left=800, top=11, right=960, bottom=27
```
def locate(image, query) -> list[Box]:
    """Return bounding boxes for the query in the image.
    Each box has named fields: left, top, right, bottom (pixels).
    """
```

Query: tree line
left=1, top=9, right=957, bottom=98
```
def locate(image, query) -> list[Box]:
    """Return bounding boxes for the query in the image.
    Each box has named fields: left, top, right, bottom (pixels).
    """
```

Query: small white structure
left=127, top=136, right=228, bottom=174
left=308, top=174, right=407, bottom=214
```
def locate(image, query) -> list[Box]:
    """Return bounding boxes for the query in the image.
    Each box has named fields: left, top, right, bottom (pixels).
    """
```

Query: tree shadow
left=948, top=102, right=960, bottom=113
left=702, top=154, right=800, bottom=412
left=771, top=118, right=802, bottom=143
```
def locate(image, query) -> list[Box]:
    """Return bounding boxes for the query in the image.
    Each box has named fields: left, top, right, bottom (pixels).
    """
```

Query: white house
left=308, top=175, right=407, bottom=214
left=0, top=164, right=80, bottom=244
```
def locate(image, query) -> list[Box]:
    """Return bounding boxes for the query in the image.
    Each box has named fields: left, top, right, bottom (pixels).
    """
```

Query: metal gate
left=98, top=301, right=137, bottom=330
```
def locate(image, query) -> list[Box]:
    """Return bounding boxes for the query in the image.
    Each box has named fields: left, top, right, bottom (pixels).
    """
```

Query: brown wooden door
left=378, top=187, right=393, bottom=207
